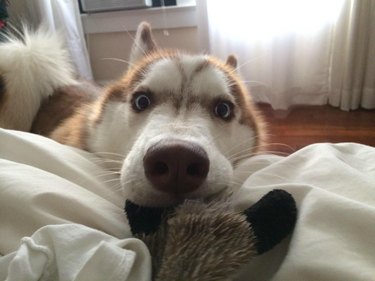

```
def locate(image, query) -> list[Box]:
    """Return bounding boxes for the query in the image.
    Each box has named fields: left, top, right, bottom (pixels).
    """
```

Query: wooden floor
left=257, top=104, right=375, bottom=155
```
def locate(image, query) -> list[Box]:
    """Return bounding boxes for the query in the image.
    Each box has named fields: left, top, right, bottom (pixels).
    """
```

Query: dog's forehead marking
left=141, top=58, right=182, bottom=93
left=189, top=63, right=231, bottom=99
left=141, top=55, right=231, bottom=100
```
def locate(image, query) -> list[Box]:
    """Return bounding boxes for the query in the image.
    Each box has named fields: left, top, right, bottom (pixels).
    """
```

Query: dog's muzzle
left=143, top=139, right=209, bottom=195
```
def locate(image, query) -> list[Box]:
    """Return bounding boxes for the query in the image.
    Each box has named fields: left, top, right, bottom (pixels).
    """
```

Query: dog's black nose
left=143, top=140, right=209, bottom=194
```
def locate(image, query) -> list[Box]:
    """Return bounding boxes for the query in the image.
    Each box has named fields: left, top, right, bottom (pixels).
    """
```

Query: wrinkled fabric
left=1, top=129, right=375, bottom=280
left=0, top=224, right=151, bottom=281
left=233, top=142, right=375, bottom=281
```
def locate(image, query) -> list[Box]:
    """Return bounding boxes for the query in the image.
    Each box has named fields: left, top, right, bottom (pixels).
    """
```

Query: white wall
left=87, top=27, right=199, bottom=83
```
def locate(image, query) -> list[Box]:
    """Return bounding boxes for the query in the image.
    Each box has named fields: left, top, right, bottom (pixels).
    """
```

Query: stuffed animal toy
left=125, top=189, right=297, bottom=281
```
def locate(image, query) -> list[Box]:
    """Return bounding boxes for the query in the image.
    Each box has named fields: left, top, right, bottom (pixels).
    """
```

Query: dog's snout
left=143, top=140, right=209, bottom=194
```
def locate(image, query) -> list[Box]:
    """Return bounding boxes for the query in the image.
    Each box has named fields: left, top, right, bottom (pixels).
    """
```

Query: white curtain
left=329, top=0, right=375, bottom=110
left=8, top=0, right=93, bottom=80
left=200, top=0, right=375, bottom=111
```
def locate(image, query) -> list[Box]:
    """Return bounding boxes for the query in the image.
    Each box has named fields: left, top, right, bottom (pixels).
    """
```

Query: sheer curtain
left=329, top=0, right=375, bottom=110
left=8, top=0, right=93, bottom=80
left=199, top=0, right=375, bottom=110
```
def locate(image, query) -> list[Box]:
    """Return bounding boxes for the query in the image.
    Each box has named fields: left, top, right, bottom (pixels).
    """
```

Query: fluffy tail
left=0, top=27, right=76, bottom=131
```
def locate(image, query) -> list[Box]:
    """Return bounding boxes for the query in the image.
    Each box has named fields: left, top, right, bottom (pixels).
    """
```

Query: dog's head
left=88, top=23, right=266, bottom=207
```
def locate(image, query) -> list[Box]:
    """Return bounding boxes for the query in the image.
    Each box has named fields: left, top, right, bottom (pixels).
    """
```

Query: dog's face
left=88, top=23, right=265, bottom=207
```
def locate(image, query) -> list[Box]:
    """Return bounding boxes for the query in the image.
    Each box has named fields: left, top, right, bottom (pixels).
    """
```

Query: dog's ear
left=130, top=22, right=158, bottom=64
left=226, top=55, right=238, bottom=69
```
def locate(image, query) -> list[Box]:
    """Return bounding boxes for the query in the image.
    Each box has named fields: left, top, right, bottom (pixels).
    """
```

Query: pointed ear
left=130, top=22, right=158, bottom=64
left=226, top=55, right=238, bottom=69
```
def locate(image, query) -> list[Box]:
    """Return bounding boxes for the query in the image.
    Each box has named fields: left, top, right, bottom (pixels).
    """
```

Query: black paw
left=124, top=200, right=173, bottom=236
left=243, top=189, right=297, bottom=254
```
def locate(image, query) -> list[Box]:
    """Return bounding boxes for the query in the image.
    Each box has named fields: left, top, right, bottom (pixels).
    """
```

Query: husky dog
left=0, top=23, right=266, bottom=207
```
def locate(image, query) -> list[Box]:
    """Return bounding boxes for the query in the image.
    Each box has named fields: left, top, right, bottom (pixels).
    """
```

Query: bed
left=0, top=128, right=374, bottom=280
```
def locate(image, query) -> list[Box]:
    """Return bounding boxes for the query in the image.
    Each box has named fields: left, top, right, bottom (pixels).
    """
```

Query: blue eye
left=214, top=101, right=232, bottom=120
left=132, top=92, right=152, bottom=112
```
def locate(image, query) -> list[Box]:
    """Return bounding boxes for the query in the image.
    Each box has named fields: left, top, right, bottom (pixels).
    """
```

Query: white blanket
left=0, top=128, right=374, bottom=280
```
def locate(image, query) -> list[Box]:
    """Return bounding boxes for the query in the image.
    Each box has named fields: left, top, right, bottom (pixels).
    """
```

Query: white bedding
left=0, top=128, right=374, bottom=281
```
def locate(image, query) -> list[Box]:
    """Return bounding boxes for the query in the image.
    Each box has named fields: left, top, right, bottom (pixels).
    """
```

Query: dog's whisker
left=122, top=24, right=147, bottom=58
left=227, top=149, right=254, bottom=160
left=227, top=148, right=286, bottom=164
left=93, top=151, right=126, bottom=158
left=94, top=169, right=121, bottom=175
left=228, top=147, right=292, bottom=159
left=263, top=143, right=296, bottom=152
left=87, top=158, right=123, bottom=165
left=224, top=141, right=256, bottom=155
left=233, top=169, right=291, bottom=181
left=206, top=133, right=255, bottom=157
left=104, top=178, right=142, bottom=194
left=87, top=155, right=123, bottom=161
left=234, top=56, right=262, bottom=72
left=227, top=58, right=255, bottom=76
left=101, top=57, right=136, bottom=68
left=244, top=140, right=295, bottom=154
left=258, top=149, right=292, bottom=155
left=89, top=163, right=121, bottom=170
left=108, top=183, right=124, bottom=194
left=228, top=151, right=256, bottom=162
left=228, top=80, right=270, bottom=89
left=95, top=172, right=121, bottom=179
left=228, top=150, right=290, bottom=163
left=222, top=139, right=258, bottom=158
left=114, top=179, right=144, bottom=195
left=111, top=187, right=124, bottom=195
left=118, top=176, right=140, bottom=186
left=99, top=178, right=121, bottom=185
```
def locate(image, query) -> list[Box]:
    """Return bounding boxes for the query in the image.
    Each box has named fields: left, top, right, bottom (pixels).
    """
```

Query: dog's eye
left=132, top=92, right=152, bottom=112
left=214, top=101, right=233, bottom=120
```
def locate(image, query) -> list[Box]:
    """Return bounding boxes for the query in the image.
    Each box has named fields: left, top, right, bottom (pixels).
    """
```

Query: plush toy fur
left=125, top=189, right=297, bottom=281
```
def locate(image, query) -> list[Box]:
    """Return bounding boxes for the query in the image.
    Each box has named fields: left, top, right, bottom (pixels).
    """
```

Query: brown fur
left=48, top=105, right=92, bottom=150
left=139, top=201, right=257, bottom=281
left=32, top=80, right=101, bottom=136
left=32, top=81, right=101, bottom=150
left=140, top=23, right=158, bottom=53
left=226, top=55, right=238, bottom=69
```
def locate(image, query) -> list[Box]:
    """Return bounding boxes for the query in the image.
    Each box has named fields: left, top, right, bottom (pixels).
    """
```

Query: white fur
left=0, top=27, right=76, bottom=131
left=191, top=64, right=233, bottom=99
left=141, top=58, right=182, bottom=93
left=88, top=55, right=256, bottom=206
